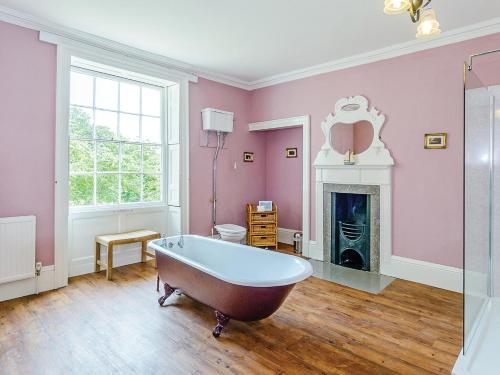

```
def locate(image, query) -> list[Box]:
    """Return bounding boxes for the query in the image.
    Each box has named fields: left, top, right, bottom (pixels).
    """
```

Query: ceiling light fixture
left=383, top=0, right=410, bottom=15
left=416, top=8, right=441, bottom=38
left=384, top=0, right=442, bottom=38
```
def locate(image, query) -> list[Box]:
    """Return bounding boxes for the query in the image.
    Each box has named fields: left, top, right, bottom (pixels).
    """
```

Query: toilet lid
left=215, top=224, right=247, bottom=234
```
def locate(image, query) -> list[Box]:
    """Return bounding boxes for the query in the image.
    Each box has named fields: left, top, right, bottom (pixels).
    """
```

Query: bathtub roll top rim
left=149, top=235, right=313, bottom=288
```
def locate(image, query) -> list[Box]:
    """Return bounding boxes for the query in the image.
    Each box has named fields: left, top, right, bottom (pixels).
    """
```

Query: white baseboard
left=70, top=245, right=146, bottom=277
left=277, top=228, right=299, bottom=245
left=308, top=240, right=322, bottom=260
left=382, top=255, right=462, bottom=293
left=306, top=241, right=462, bottom=292
left=0, top=265, right=55, bottom=302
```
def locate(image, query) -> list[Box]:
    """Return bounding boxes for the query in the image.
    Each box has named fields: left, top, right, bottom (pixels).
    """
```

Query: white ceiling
left=1, top=0, right=500, bottom=84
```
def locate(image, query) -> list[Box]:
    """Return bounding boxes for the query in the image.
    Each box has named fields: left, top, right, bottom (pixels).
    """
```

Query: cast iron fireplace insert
left=331, top=192, right=370, bottom=271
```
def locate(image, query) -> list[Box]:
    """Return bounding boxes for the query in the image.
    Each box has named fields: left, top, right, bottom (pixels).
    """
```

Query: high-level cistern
left=201, top=108, right=235, bottom=236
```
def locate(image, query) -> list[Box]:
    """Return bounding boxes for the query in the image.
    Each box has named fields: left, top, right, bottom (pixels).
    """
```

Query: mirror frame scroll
left=315, top=95, right=394, bottom=166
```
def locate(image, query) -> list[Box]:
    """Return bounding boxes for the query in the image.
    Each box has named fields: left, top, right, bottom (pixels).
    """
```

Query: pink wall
left=3, top=17, right=500, bottom=269
left=189, top=78, right=267, bottom=235
left=250, top=32, right=500, bottom=269
left=0, top=22, right=56, bottom=266
left=264, top=127, right=302, bottom=230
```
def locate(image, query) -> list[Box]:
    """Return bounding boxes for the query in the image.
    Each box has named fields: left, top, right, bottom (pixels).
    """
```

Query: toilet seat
left=215, top=224, right=247, bottom=243
left=215, top=224, right=247, bottom=234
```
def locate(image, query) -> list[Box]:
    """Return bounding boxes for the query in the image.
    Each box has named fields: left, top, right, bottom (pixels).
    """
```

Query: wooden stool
left=95, top=230, right=160, bottom=280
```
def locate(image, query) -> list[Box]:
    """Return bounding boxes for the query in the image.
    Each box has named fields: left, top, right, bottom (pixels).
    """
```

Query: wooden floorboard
left=0, top=260, right=462, bottom=374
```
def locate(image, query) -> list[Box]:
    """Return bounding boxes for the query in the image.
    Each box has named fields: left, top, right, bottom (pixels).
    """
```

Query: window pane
left=143, top=145, right=161, bottom=173
left=121, top=174, right=141, bottom=203
left=142, top=116, right=161, bottom=143
left=120, top=82, right=140, bottom=114
left=95, top=77, right=118, bottom=110
left=142, top=87, right=161, bottom=116
left=95, top=110, right=117, bottom=140
left=122, top=143, right=141, bottom=172
left=143, top=175, right=161, bottom=202
left=69, top=175, right=94, bottom=206
left=96, top=174, right=118, bottom=204
left=70, top=72, right=93, bottom=107
left=70, top=106, right=93, bottom=139
left=69, top=140, right=94, bottom=173
left=96, top=142, right=119, bottom=172
left=120, top=113, right=140, bottom=141
left=68, top=68, right=167, bottom=208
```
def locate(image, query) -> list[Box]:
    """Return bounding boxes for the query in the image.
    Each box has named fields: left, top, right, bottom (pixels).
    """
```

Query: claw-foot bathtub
left=150, top=235, right=312, bottom=337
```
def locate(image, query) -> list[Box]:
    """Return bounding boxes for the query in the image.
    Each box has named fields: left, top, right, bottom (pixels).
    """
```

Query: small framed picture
left=424, top=133, right=447, bottom=149
left=243, top=152, right=254, bottom=162
left=258, top=201, right=273, bottom=212
left=286, top=148, right=298, bottom=158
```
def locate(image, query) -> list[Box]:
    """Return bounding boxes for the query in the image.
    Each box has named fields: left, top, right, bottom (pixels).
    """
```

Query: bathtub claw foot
left=213, top=311, right=230, bottom=338
left=158, top=283, right=176, bottom=306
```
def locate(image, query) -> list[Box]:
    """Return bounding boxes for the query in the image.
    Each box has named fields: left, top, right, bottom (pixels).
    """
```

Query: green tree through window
left=68, top=70, right=163, bottom=207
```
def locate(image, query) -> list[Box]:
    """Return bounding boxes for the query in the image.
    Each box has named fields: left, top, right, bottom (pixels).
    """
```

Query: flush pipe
left=211, top=131, right=226, bottom=236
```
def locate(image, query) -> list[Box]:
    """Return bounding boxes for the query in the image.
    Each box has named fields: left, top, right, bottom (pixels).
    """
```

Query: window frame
left=68, top=64, right=174, bottom=213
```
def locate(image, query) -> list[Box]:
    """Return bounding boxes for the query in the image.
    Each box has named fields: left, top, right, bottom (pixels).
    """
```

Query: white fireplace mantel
left=310, top=96, right=394, bottom=276
left=310, top=97, right=461, bottom=293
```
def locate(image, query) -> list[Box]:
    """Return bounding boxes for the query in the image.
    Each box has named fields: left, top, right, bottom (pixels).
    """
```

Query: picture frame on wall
left=424, top=133, right=447, bottom=149
left=243, top=152, right=254, bottom=162
left=286, top=148, right=298, bottom=158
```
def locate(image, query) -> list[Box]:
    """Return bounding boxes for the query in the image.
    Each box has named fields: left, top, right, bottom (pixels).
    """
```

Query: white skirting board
left=307, top=241, right=462, bottom=293
left=382, top=256, right=462, bottom=293
left=70, top=245, right=148, bottom=277
left=277, top=228, right=300, bottom=245
left=0, top=265, right=55, bottom=302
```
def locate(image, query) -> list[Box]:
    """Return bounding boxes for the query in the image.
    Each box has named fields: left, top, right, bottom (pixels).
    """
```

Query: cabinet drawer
left=251, top=235, right=276, bottom=247
left=251, top=212, right=276, bottom=223
left=251, top=224, right=275, bottom=234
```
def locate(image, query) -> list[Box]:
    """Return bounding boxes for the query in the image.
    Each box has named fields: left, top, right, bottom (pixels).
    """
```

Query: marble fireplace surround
left=323, top=183, right=380, bottom=273
left=312, top=165, right=392, bottom=276
left=311, top=96, right=394, bottom=276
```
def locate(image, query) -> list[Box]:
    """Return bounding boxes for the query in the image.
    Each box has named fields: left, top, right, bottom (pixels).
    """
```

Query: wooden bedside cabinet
left=246, top=203, right=278, bottom=250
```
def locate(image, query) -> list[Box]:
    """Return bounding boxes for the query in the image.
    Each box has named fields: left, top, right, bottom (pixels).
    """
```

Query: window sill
left=69, top=202, right=169, bottom=215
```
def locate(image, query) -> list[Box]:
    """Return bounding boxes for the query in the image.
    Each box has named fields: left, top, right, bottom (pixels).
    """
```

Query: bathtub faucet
left=178, top=233, right=184, bottom=248
left=160, top=233, right=168, bottom=247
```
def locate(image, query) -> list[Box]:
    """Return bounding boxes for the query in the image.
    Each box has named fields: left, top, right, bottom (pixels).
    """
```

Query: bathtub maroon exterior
left=155, top=249, right=296, bottom=322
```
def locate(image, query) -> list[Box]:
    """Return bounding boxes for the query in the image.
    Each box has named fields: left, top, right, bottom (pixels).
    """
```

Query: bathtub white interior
left=150, top=236, right=313, bottom=287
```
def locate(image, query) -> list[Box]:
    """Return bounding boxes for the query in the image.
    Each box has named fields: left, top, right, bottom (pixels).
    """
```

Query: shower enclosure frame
left=455, top=48, right=500, bottom=375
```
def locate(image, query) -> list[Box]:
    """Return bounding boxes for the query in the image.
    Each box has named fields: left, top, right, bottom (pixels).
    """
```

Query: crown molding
left=245, top=17, right=500, bottom=90
left=1, top=5, right=500, bottom=91
left=196, top=70, right=253, bottom=91
left=0, top=5, right=198, bottom=82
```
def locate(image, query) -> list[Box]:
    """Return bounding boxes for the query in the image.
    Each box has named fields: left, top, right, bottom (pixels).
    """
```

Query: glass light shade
left=384, top=0, right=410, bottom=15
left=416, top=9, right=441, bottom=38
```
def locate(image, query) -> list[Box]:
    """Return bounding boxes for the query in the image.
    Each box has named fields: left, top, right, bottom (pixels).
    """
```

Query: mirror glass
left=331, top=121, right=374, bottom=155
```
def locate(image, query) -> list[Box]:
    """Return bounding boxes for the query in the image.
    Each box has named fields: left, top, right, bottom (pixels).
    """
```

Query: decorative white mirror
left=314, top=95, right=394, bottom=166
left=331, top=121, right=374, bottom=155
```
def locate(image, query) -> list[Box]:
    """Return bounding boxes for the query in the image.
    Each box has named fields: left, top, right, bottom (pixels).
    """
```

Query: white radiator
left=0, top=216, right=36, bottom=284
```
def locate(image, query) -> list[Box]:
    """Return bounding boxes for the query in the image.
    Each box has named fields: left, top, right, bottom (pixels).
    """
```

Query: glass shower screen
left=464, top=65, right=493, bottom=353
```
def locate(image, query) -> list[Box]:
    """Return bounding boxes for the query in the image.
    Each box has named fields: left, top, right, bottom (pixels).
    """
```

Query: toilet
left=214, top=224, right=247, bottom=244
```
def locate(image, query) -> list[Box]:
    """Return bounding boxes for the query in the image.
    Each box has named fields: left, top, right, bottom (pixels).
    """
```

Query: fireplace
left=323, top=184, right=380, bottom=273
left=311, top=96, right=393, bottom=274
left=332, top=193, right=370, bottom=271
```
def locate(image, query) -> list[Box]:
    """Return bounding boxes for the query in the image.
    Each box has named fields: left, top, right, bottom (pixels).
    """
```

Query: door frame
left=248, top=116, right=310, bottom=256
